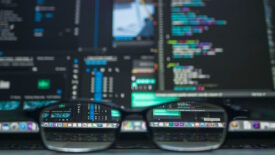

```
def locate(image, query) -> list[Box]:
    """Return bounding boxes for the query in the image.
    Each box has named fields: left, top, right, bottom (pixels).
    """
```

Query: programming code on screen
left=156, top=0, right=275, bottom=97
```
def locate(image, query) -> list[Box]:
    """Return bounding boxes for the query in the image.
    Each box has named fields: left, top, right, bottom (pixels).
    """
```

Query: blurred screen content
left=112, top=0, right=154, bottom=47
left=147, top=102, right=227, bottom=151
left=40, top=102, right=121, bottom=152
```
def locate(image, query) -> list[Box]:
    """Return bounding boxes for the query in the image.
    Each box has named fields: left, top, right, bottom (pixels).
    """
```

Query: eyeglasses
left=39, top=100, right=228, bottom=153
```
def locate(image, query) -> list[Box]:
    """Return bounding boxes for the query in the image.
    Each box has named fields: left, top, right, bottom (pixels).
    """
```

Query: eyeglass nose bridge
left=119, top=114, right=149, bottom=133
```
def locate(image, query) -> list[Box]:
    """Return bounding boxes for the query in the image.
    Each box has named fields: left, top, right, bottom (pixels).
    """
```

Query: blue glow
left=94, top=69, right=103, bottom=101
left=0, top=101, right=20, bottom=111
left=74, top=58, right=79, bottom=64
left=36, top=0, right=45, bottom=4
left=23, top=100, right=58, bottom=110
left=90, top=104, right=95, bottom=121
left=56, top=89, right=62, bottom=95
left=51, top=113, right=71, bottom=119
left=85, top=60, right=107, bottom=66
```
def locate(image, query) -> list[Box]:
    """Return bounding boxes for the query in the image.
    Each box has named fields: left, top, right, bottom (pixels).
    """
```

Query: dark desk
left=0, top=149, right=275, bottom=155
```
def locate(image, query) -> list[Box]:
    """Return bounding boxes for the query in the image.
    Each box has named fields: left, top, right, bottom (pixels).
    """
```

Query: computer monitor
left=0, top=0, right=274, bottom=133
left=156, top=0, right=274, bottom=98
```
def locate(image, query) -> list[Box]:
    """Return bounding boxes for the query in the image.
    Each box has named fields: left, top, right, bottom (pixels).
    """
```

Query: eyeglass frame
left=38, top=99, right=229, bottom=153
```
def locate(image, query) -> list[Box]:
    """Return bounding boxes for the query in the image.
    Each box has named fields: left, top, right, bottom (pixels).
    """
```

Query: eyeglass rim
left=39, top=99, right=228, bottom=153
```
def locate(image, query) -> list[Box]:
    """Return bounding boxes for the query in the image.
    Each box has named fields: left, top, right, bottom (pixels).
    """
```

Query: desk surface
left=0, top=149, right=275, bottom=155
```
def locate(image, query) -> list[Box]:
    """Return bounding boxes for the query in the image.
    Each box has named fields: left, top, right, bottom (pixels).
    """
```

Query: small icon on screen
left=252, top=121, right=260, bottom=129
left=27, top=122, right=34, bottom=131
left=2, top=123, right=9, bottom=131
left=20, top=122, right=27, bottom=131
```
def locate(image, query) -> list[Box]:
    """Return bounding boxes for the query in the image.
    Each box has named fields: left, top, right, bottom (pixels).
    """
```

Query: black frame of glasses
left=38, top=99, right=229, bottom=153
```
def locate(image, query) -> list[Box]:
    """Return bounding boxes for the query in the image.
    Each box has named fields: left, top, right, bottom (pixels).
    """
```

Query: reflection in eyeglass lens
left=40, top=103, right=121, bottom=152
left=147, top=102, right=227, bottom=151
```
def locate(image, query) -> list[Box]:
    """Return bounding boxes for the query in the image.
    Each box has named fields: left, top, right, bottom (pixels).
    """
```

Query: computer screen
left=156, top=0, right=274, bottom=98
left=0, top=0, right=113, bottom=52
left=112, top=0, right=155, bottom=47
left=0, top=0, right=177, bottom=114
left=0, top=0, right=274, bottom=133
